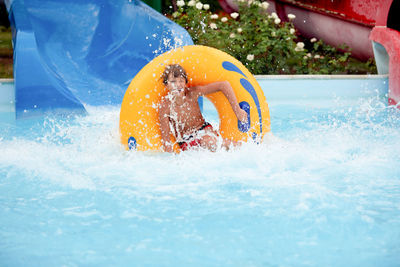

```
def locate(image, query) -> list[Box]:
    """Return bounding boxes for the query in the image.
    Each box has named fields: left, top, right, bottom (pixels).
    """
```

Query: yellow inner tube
left=119, top=45, right=271, bottom=151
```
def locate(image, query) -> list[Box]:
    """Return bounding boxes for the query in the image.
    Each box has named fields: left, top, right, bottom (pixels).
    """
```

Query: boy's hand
left=237, top=108, right=248, bottom=123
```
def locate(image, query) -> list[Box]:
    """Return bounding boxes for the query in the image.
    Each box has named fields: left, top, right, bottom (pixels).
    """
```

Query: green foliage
left=169, top=0, right=377, bottom=75
left=0, top=27, right=13, bottom=78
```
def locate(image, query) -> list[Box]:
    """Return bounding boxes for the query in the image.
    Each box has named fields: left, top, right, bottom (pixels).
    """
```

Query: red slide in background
left=370, top=0, right=400, bottom=106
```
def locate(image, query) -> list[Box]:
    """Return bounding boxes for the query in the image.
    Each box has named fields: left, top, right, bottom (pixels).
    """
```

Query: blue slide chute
left=6, top=0, right=193, bottom=118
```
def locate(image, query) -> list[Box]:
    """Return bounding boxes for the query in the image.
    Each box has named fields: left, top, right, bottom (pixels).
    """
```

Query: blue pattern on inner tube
left=240, top=78, right=263, bottom=135
left=222, top=61, right=263, bottom=136
left=128, top=136, right=137, bottom=150
left=252, top=132, right=258, bottom=142
left=222, top=61, right=247, bottom=78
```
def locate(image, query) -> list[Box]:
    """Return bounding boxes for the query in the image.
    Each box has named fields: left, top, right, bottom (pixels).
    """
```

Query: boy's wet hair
left=161, top=64, right=188, bottom=85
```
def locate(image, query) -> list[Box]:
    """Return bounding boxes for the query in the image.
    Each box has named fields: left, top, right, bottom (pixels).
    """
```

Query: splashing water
left=1, top=96, right=400, bottom=266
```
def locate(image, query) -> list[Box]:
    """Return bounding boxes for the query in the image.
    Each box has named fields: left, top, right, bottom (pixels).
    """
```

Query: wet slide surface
left=7, top=0, right=193, bottom=117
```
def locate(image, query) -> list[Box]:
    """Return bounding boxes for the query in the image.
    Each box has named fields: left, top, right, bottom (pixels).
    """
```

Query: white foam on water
left=0, top=101, right=399, bottom=199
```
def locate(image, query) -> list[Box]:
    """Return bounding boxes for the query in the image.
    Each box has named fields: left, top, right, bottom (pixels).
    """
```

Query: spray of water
left=0, top=99, right=399, bottom=195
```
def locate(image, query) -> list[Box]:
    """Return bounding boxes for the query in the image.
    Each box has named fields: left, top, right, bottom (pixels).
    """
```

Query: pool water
left=1, top=94, right=400, bottom=266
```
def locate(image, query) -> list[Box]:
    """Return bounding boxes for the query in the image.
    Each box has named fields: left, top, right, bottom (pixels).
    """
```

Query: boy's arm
left=158, top=99, right=174, bottom=153
left=192, top=81, right=247, bottom=122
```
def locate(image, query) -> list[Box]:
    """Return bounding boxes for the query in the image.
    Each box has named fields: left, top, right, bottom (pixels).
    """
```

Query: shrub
left=169, top=0, right=376, bottom=75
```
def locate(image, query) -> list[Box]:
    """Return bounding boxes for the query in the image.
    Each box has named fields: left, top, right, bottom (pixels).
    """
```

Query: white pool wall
left=0, top=79, right=14, bottom=113
left=257, top=75, right=389, bottom=107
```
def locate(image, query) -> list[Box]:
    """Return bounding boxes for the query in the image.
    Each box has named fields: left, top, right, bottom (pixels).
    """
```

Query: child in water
left=158, top=64, right=248, bottom=152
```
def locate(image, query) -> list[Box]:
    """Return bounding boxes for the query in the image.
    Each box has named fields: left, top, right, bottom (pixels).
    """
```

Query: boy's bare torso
left=158, top=69, right=247, bottom=152
left=162, top=88, right=205, bottom=141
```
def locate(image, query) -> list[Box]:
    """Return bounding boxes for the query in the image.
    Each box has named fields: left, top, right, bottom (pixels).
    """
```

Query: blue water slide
left=6, top=0, right=193, bottom=118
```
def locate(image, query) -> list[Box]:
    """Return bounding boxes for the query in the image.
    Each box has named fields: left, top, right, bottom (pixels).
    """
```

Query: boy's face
left=166, top=74, right=186, bottom=95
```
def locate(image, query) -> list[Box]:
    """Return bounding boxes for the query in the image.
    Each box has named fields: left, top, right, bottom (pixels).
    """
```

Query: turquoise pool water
left=1, top=77, right=400, bottom=266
